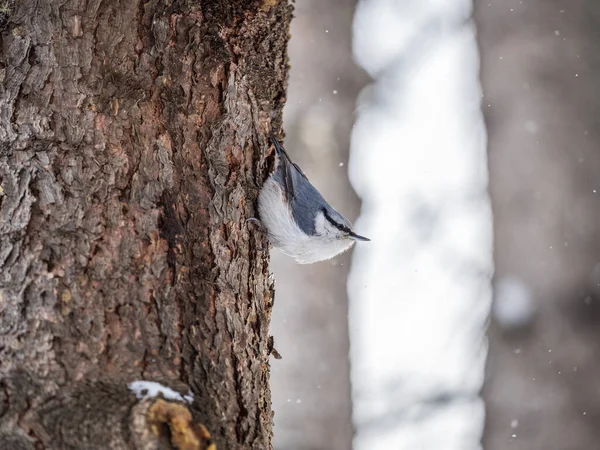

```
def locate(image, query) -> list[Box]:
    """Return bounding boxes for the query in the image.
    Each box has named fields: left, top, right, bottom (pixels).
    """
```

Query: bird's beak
left=349, top=231, right=370, bottom=242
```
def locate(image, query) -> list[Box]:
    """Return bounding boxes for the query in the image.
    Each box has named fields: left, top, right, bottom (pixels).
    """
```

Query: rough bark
left=0, top=0, right=291, bottom=449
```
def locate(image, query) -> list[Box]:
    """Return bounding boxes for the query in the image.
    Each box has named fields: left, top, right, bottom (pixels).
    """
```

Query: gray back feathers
left=271, top=137, right=343, bottom=235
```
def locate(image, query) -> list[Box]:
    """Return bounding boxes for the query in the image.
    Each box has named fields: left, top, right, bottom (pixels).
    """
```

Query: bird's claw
left=246, top=217, right=262, bottom=227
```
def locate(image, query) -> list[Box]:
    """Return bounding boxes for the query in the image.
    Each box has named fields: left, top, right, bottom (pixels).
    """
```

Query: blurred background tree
left=476, top=1, right=600, bottom=448
left=270, top=0, right=367, bottom=449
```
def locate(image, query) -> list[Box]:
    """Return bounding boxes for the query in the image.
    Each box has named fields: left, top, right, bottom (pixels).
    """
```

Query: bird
left=256, top=135, right=369, bottom=264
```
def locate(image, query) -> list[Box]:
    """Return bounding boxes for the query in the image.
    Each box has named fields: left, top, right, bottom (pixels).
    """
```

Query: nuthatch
left=256, top=136, right=369, bottom=264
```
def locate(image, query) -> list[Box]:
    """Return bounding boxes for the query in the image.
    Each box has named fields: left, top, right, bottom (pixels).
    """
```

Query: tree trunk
left=476, top=0, right=600, bottom=448
left=0, top=1, right=291, bottom=449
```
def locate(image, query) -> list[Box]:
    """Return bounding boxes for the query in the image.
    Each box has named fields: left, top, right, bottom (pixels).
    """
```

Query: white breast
left=257, top=177, right=354, bottom=264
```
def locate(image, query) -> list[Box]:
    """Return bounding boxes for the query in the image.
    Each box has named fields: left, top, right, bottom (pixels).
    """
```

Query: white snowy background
left=348, top=1, right=493, bottom=449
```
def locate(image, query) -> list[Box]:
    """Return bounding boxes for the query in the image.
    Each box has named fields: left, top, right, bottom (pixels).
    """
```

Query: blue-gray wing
left=272, top=137, right=324, bottom=235
left=288, top=166, right=328, bottom=235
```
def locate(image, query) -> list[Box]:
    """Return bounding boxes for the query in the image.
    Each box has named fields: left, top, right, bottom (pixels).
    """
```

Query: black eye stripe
left=322, top=208, right=351, bottom=233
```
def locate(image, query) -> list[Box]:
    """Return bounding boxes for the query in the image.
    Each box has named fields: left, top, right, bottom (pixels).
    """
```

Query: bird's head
left=314, top=206, right=370, bottom=243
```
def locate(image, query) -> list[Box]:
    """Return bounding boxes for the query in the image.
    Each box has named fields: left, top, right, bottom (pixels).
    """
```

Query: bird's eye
left=323, top=209, right=352, bottom=234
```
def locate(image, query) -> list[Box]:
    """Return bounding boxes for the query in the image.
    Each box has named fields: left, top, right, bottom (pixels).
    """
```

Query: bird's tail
left=270, top=134, right=287, bottom=157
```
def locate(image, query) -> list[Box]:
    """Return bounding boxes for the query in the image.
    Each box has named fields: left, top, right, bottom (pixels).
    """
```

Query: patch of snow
left=128, top=381, right=194, bottom=404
